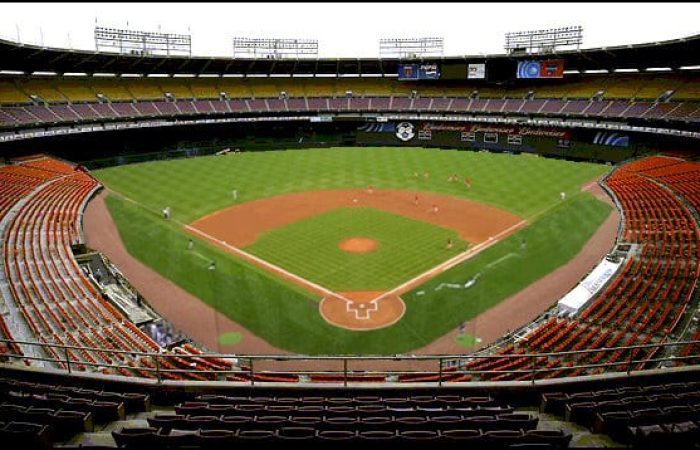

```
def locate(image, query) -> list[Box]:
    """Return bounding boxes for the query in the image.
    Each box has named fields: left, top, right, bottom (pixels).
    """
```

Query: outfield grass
left=245, top=207, right=467, bottom=291
left=95, top=147, right=607, bottom=223
left=105, top=182, right=611, bottom=354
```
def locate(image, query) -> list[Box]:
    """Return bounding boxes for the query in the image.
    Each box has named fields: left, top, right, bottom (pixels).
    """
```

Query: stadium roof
left=1, top=33, right=699, bottom=76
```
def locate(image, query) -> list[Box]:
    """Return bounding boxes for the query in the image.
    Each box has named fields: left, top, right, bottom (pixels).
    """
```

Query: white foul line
left=367, top=219, right=529, bottom=305
left=107, top=187, right=528, bottom=322
left=184, top=224, right=353, bottom=303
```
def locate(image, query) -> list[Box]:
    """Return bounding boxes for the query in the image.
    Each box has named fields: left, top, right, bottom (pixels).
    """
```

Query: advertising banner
left=517, top=59, right=565, bottom=78
left=593, top=131, right=629, bottom=147
left=467, top=63, right=486, bottom=79
left=398, top=63, right=441, bottom=80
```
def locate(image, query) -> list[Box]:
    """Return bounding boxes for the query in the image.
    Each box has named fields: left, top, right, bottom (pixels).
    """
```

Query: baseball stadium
left=0, top=4, right=699, bottom=448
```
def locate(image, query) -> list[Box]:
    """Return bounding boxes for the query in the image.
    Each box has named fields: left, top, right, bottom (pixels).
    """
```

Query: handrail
left=1, top=337, right=699, bottom=385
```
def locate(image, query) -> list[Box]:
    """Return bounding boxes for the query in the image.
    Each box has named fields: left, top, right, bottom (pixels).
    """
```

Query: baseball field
left=93, top=147, right=611, bottom=354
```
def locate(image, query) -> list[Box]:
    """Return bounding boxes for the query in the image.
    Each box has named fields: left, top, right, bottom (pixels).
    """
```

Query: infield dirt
left=188, top=188, right=525, bottom=330
left=189, top=189, right=522, bottom=247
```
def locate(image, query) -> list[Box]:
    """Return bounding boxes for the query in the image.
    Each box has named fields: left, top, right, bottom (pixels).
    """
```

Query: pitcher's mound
left=338, top=237, right=378, bottom=253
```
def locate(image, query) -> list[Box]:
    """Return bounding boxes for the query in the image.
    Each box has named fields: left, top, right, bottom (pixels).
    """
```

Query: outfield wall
left=0, top=118, right=692, bottom=167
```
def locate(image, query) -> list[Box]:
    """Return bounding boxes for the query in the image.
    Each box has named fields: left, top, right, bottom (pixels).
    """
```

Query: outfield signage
left=467, top=63, right=486, bottom=79
left=398, top=63, right=441, bottom=80
left=395, top=122, right=416, bottom=141
left=593, top=131, right=629, bottom=147
left=357, top=121, right=573, bottom=140
left=419, top=122, right=572, bottom=139
left=516, top=59, right=565, bottom=79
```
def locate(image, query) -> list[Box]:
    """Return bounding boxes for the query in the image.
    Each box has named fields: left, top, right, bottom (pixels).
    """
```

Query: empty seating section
left=0, top=374, right=150, bottom=448
left=155, top=79, right=195, bottom=99
left=462, top=156, right=700, bottom=381
left=0, top=80, right=31, bottom=104
left=88, top=80, right=134, bottom=102
left=635, top=157, right=700, bottom=212
left=0, top=157, right=236, bottom=380
left=541, top=380, right=700, bottom=447
left=0, top=75, right=699, bottom=129
left=105, top=394, right=570, bottom=448
left=1, top=96, right=697, bottom=128
left=20, top=80, right=67, bottom=103
left=53, top=81, right=98, bottom=103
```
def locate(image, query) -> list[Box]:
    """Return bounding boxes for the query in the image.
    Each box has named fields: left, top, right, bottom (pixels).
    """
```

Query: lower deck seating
left=0, top=157, right=237, bottom=380
left=459, top=155, right=700, bottom=381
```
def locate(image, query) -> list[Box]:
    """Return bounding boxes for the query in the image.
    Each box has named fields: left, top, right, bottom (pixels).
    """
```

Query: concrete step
left=56, top=406, right=175, bottom=448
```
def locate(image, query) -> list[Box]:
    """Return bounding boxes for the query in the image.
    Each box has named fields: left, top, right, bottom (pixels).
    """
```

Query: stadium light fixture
left=146, top=73, right=170, bottom=78
left=505, top=25, right=583, bottom=54
left=613, top=68, right=639, bottom=73
left=379, top=37, right=444, bottom=58
left=232, top=37, right=319, bottom=59
left=172, top=74, right=196, bottom=78
left=120, top=73, right=143, bottom=77
left=645, top=67, right=673, bottom=72
left=95, top=26, right=192, bottom=57
left=63, top=72, right=89, bottom=77
left=679, top=65, right=700, bottom=70
left=31, top=71, right=58, bottom=76
left=92, top=73, right=117, bottom=77
left=583, top=69, right=609, bottom=74
left=0, top=70, right=25, bottom=75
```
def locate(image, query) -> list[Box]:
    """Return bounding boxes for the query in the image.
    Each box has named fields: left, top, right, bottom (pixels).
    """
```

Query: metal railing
left=2, top=337, right=700, bottom=387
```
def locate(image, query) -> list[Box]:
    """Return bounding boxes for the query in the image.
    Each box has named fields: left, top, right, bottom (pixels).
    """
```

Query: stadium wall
left=0, top=119, right=690, bottom=167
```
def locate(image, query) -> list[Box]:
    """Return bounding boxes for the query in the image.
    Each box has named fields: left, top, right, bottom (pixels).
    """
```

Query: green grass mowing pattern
left=244, top=207, right=467, bottom=291
left=93, top=147, right=607, bottom=223
left=104, top=190, right=610, bottom=354
left=401, top=192, right=612, bottom=338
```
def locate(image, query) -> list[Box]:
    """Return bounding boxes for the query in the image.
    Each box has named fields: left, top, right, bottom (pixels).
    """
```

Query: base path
left=82, top=192, right=288, bottom=356
left=190, top=189, right=525, bottom=330
left=413, top=176, right=621, bottom=355
left=190, top=189, right=522, bottom=246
